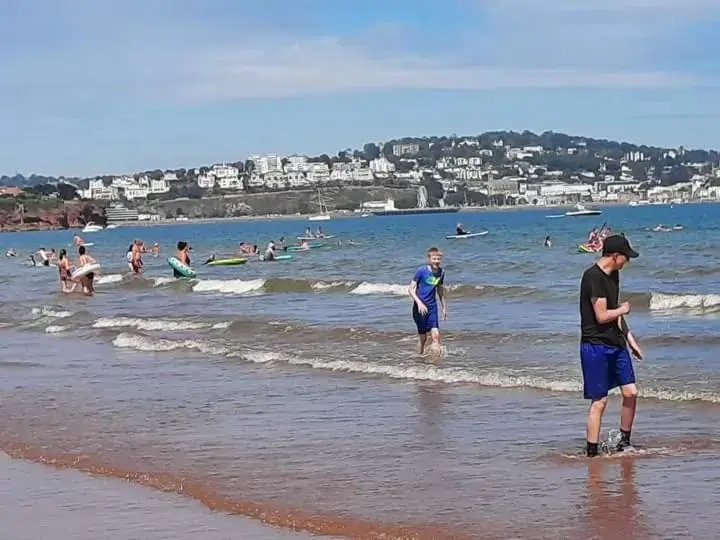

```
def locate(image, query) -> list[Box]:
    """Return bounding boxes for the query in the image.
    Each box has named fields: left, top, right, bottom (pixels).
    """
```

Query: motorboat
left=81, top=222, right=104, bottom=233
left=565, top=204, right=602, bottom=217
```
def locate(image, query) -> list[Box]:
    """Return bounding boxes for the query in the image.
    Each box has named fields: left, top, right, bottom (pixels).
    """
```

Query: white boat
left=105, top=224, right=118, bottom=230
left=565, top=204, right=602, bottom=217
left=445, top=231, right=489, bottom=239
left=308, top=189, right=330, bottom=221
left=82, top=222, right=104, bottom=233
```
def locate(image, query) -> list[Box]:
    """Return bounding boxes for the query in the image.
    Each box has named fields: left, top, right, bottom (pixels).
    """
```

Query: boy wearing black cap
left=579, top=234, right=643, bottom=457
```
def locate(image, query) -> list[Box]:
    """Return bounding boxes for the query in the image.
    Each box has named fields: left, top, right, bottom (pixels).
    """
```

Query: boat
left=565, top=204, right=602, bottom=217
left=445, top=231, right=489, bottom=239
left=82, top=222, right=104, bottom=233
left=308, top=189, right=330, bottom=221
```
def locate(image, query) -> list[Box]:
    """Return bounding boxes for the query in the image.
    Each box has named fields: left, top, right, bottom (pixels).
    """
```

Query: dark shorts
left=580, top=342, right=636, bottom=400
left=412, top=304, right=439, bottom=334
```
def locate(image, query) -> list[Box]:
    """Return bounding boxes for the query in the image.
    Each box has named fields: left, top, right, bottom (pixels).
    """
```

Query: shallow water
left=1, top=203, right=719, bottom=539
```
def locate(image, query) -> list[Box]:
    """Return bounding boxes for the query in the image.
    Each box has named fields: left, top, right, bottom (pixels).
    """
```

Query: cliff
left=141, top=187, right=418, bottom=219
left=0, top=199, right=106, bottom=232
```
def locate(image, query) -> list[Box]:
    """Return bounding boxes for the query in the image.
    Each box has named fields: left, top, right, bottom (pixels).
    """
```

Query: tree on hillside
left=362, top=143, right=380, bottom=161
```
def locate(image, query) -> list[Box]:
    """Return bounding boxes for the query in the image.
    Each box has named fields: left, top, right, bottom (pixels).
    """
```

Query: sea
left=0, top=203, right=718, bottom=540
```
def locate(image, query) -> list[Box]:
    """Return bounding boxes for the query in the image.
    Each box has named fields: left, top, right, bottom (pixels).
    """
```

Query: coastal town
left=2, top=130, right=720, bottom=226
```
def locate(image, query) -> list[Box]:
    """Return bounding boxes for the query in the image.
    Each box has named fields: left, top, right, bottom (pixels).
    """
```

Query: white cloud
left=0, top=0, right=713, bottom=110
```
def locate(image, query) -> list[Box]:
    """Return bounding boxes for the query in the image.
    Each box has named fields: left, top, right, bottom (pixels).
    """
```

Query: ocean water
left=0, top=203, right=718, bottom=539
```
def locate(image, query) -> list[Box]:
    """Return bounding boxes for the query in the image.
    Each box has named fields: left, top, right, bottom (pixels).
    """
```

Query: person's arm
left=591, top=297, right=629, bottom=324
left=437, top=284, right=447, bottom=319
left=619, top=316, right=643, bottom=360
left=437, top=272, right=447, bottom=319
left=408, top=272, right=427, bottom=313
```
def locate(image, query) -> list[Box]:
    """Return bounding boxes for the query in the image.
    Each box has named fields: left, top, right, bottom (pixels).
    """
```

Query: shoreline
left=1, top=199, right=717, bottom=232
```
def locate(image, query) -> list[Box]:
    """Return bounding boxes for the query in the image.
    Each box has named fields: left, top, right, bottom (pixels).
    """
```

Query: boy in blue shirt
left=408, top=246, right=447, bottom=361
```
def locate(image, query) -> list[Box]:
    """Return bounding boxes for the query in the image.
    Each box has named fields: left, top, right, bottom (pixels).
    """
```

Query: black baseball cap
left=602, top=234, right=639, bottom=258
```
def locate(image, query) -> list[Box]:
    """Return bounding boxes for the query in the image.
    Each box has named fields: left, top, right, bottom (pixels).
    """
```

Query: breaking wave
left=109, top=332, right=720, bottom=404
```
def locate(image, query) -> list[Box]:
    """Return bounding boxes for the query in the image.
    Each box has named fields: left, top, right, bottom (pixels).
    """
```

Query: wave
left=94, top=316, right=229, bottom=332
left=649, top=292, right=720, bottom=313
left=44, top=325, right=67, bottom=333
left=110, top=332, right=720, bottom=404
left=31, top=306, right=73, bottom=319
left=95, top=273, right=124, bottom=285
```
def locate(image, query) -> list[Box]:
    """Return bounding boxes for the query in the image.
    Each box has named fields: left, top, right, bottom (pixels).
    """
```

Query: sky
left=1, top=0, right=720, bottom=176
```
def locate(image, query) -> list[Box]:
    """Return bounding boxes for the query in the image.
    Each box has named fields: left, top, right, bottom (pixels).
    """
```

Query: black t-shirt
left=579, top=264, right=625, bottom=347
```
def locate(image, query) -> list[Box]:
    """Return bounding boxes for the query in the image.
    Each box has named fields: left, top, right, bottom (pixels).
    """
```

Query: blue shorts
left=580, top=342, right=636, bottom=400
left=412, top=304, right=439, bottom=334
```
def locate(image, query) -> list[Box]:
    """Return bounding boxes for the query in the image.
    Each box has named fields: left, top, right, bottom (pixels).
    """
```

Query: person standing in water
left=264, top=240, right=276, bottom=261
left=579, top=235, right=643, bottom=457
left=408, top=247, right=447, bottom=362
left=57, top=249, right=76, bottom=293
left=130, top=239, right=143, bottom=275
left=544, top=235, right=552, bottom=247
left=76, top=245, right=97, bottom=296
left=174, top=241, right=191, bottom=277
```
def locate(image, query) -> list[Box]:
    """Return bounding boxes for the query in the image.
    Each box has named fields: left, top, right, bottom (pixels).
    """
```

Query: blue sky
left=1, top=0, right=719, bottom=176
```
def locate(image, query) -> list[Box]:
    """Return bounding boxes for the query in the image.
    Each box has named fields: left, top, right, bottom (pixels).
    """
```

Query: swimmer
left=544, top=235, right=552, bottom=247
left=5, top=248, right=16, bottom=257
left=37, top=247, right=50, bottom=266
left=76, top=245, right=97, bottom=296
left=408, top=247, right=447, bottom=363
left=151, top=242, right=160, bottom=257
left=174, top=241, right=192, bottom=277
left=57, top=249, right=76, bottom=293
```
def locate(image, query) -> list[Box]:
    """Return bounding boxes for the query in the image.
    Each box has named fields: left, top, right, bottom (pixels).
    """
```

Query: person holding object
left=579, top=235, right=643, bottom=458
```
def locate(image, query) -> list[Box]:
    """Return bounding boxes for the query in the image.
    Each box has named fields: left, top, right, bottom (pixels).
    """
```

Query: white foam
left=193, top=279, right=266, bottom=295
left=95, top=274, right=123, bottom=285
left=31, top=306, right=73, bottom=319
left=94, top=317, right=208, bottom=332
left=311, top=280, right=355, bottom=290
left=151, top=277, right=177, bottom=287
left=650, top=292, right=720, bottom=312
left=112, top=333, right=228, bottom=355
left=211, top=321, right=232, bottom=330
left=44, top=325, right=67, bottom=333
left=350, top=282, right=407, bottom=296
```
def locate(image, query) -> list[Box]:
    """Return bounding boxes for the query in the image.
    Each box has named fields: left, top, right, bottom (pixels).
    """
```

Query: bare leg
left=428, top=328, right=442, bottom=363
left=417, top=333, right=427, bottom=355
left=619, top=383, right=638, bottom=432
left=587, top=397, right=608, bottom=444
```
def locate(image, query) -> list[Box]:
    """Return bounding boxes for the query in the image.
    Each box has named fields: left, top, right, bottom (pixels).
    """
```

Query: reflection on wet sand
left=585, top=458, right=651, bottom=540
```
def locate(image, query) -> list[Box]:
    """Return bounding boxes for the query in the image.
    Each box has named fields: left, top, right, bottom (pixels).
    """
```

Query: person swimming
left=544, top=235, right=552, bottom=247
left=37, top=248, right=50, bottom=266
left=5, top=249, right=16, bottom=257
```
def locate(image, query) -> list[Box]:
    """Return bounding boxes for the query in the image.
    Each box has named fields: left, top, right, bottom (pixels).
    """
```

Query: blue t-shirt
left=412, top=265, right=444, bottom=307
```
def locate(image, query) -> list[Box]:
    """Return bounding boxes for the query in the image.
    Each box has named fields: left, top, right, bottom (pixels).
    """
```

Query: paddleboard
left=167, top=257, right=197, bottom=278
left=445, top=231, right=488, bottom=239
left=287, top=242, right=325, bottom=252
left=577, top=244, right=599, bottom=253
left=259, top=254, right=293, bottom=261
left=207, top=258, right=247, bottom=266
left=297, top=235, right=335, bottom=241
left=69, top=242, right=94, bottom=247
left=71, top=263, right=101, bottom=280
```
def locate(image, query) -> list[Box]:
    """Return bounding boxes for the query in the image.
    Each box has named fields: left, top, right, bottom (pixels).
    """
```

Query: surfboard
left=207, top=258, right=247, bottom=266
left=445, top=231, right=489, bottom=239
left=258, top=254, right=293, bottom=261
left=167, top=257, right=197, bottom=278
left=71, top=263, right=101, bottom=280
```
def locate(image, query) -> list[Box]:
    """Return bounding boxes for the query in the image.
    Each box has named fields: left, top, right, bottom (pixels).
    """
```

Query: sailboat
left=308, top=188, right=331, bottom=221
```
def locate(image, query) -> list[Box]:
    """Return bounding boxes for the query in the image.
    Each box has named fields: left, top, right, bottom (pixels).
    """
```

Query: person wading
left=579, top=234, right=643, bottom=457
